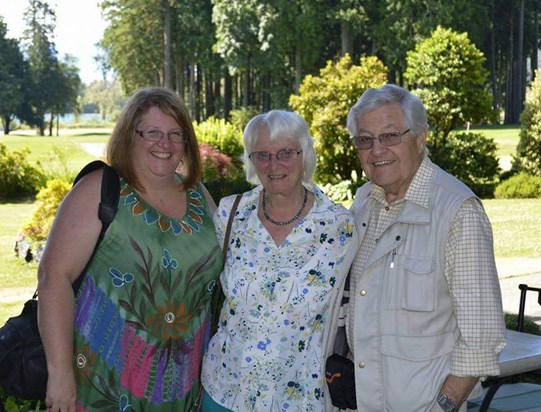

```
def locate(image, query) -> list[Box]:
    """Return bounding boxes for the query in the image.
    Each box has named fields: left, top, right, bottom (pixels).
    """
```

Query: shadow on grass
left=0, top=196, right=36, bottom=205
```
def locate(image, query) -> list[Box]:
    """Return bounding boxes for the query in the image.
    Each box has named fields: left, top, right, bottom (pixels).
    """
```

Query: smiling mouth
left=152, top=152, right=171, bottom=159
left=373, top=160, right=394, bottom=167
left=268, top=174, right=286, bottom=179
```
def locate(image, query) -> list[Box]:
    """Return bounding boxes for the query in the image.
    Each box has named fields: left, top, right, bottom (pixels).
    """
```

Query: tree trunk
left=195, top=62, right=202, bottom=122
left=262, top=72, right=271, bottom=112
left=163, top=0, right=173, bottom=89
left=3, top=116, right=11, bottom=135
left=224, top=70, right=232, bottom=120
left=294, top=44, right=302, bottom=93
left=189, top=62, right=195, bottom=119
left=532, top=2, right=539, bottom=81
left=516, top=0, right=525, bottom=119
left=490, top=0, right=498, bottom=111
left=340, top=21, right=353, bottom=56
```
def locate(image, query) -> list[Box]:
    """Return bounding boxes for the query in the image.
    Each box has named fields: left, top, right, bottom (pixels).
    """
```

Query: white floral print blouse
left=201, top=184, right=357, bottom=412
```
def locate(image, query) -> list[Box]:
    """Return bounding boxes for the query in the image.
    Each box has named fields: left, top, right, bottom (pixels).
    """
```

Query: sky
left=0, top=0, right=107, bottom=84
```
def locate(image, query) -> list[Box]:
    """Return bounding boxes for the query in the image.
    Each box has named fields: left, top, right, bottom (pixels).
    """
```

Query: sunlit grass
left=483, top=198, right=541, bottom=257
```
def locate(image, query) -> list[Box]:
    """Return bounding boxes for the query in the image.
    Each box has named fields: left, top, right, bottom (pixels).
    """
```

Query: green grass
left=468, top=125, right=520, bottom=158
left=0, top=128, right=111, bottom=171
left=483, top=198, right=541, bottom=257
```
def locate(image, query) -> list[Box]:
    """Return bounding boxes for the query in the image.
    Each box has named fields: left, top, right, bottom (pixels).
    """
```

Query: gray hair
left=242, top=110, right=317, bottom=185
left=347, top=84, right=429, bottom=140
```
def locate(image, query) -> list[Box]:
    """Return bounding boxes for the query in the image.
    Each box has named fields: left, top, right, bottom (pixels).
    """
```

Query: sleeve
left=445, top=197, right=507, bottom=377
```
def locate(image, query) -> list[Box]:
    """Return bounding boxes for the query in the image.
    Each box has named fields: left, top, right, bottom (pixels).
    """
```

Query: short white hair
left=242, top=110, right=317, bottom=185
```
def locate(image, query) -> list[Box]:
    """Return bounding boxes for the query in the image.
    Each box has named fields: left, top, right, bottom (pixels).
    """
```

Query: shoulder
left=196, top=181, right=217, bottom=212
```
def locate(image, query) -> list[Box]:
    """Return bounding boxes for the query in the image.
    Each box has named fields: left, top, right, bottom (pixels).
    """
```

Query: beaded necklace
left=262, top=187, right=308, bottom=226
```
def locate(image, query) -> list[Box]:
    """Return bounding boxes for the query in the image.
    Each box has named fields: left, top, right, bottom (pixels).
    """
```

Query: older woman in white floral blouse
left=201, top=110, right=359, bottom=411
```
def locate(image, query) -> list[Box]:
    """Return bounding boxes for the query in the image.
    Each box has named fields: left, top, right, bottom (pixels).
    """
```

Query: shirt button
left=385, top=206, right=390, bottom=211
left=360, top=289, right=367, bottom=296
left=164, top=312, right=175, bottom=323
left=358, top=361, right=366, bottom=368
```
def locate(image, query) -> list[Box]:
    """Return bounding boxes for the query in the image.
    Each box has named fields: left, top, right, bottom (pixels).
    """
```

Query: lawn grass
left=0, top=128, right=111, bottom=172
left=469, top=124, right=520, bottom=158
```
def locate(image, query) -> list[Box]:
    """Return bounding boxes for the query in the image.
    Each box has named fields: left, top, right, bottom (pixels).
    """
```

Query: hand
left=45, top=368, right=77, bottom=412
left=438, top=374, right=479, bottom=408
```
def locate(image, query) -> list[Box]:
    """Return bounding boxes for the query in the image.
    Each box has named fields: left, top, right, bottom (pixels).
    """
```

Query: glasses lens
left=168, top=130, right=185, bottom=143
left=276, top=149, right=294, bottom=161
left=352, top=136, right=373, bottom=150
left=143, top=130, right=163, bottom=141
left=380, top=132, right=402, bottom=147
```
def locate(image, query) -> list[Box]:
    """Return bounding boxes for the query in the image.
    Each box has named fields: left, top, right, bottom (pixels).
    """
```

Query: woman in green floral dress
left=37, top=87, right=223, bottom=411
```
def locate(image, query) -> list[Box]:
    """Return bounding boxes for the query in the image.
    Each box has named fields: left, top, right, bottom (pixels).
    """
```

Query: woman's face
left=132, top=106, right=185, bottom=180
left=250, top=127, right=304, bottom=197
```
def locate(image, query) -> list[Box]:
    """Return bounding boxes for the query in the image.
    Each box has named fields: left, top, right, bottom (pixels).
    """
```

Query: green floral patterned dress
left=73, top=177, right=222, bottom=411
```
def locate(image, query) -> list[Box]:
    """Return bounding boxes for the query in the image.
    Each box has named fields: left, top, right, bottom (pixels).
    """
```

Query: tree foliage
left=0, top=17, right=26, bottom=134
left=290, top=54, right=387, bottom=185
left=404, top=26, right=495, bottom=149
left=514, top=70, right=541, bottom=176
left=429, top=131, right=500, bottom=198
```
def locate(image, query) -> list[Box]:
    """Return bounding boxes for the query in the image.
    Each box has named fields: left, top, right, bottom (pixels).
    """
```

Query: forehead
left=356, top=103, right=404, bottom=133
left=138, top=106, right=180, bottom=127
left=254, top=129, right=299, bottom=149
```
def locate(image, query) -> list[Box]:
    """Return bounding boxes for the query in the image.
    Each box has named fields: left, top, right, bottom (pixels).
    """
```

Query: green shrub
left=21, top=179, right=70, bottom=243
left=229, top=106, right=259, bottom=132
left=36, top=146, right=77, bottom=182
left=494, top=172, right=541, bottom=199
left=0, top=143, right=47, bottom=200
left=0, top=387, right=44, bottom=411
left=505, top=313, right=541, bottom=335
left=194, top=117, right=243, bottom=164
left=320, top=179, right=366, bottom=203
left=429, top=131, right=500, bottom=198
left=204, top=175, right=254, bottom=204
left=514, top=69, right=541, bottom=176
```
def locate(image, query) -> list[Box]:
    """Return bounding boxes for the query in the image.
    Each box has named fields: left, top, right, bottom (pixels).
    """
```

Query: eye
left=277, top=149, right=293, bottom=159
left=357, top=136, right=373, bottom=143
left=380, top=132, right=399, bottom=141
left=256, top=151, right=270, bottom=160
left=146, top=129, right=162, bottom=137
left=169, top=130, right=184, bottom=140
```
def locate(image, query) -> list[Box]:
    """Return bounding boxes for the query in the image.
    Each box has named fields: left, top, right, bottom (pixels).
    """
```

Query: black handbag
left=326, top=354, right=357, bottom=410
left=0, top=161, right=119, bottom=400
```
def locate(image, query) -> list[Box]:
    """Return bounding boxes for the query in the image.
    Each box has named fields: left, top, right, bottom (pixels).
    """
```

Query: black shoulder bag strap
left=71, top=160, right=120, bottom=294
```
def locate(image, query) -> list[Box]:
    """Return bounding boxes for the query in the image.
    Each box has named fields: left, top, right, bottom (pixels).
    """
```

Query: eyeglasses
left=351, top=129, right=410, bottom=150
left=136, top=128, right=187, bottom=143
left=248, top=149, right=302, bottom=164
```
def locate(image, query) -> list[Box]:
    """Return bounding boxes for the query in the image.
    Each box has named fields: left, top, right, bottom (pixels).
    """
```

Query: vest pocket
left=402, top=257, right=435, bottom=311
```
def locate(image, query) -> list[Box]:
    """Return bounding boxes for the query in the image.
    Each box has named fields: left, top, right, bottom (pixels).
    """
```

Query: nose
left=370, top=137, right=389, bottom=155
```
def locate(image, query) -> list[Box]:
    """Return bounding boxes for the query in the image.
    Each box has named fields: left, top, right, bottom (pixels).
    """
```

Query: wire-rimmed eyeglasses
left=351, top=129, right=410, bottom=150
left=248, top=149, right=302, bottom=164
left=136, top=128, right=187, bottom=143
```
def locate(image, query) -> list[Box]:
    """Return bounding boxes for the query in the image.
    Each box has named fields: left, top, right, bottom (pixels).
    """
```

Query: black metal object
left=478, top=283, right=541, bottom=412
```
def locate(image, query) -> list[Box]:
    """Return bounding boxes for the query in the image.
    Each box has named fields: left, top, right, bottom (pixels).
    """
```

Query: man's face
left=355, top=103, right=426, bottom=203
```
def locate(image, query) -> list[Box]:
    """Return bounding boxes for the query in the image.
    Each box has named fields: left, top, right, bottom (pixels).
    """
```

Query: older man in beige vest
left=345, top=84, right=506, bottom=412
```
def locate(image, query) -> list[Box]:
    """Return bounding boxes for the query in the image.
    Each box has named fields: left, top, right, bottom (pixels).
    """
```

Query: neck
left=262, top=186, right=308, bottom=226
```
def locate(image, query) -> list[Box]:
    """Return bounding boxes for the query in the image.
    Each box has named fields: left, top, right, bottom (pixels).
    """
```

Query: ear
left=416, top=128, right=428, bottom=154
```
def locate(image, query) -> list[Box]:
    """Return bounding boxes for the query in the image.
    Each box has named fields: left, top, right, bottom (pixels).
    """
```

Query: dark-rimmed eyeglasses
left=248, top=149, right=302, bottom=164
left=351, top=129, right=410, bottom=150
left=136, top=128, right=187, bottom=143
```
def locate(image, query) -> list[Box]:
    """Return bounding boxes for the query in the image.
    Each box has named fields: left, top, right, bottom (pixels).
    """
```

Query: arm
left=199, top=182, right=217, bottom=214
left=439, top=198, right=506, bottom=408
left=37, top=170, right=104, bottom=411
